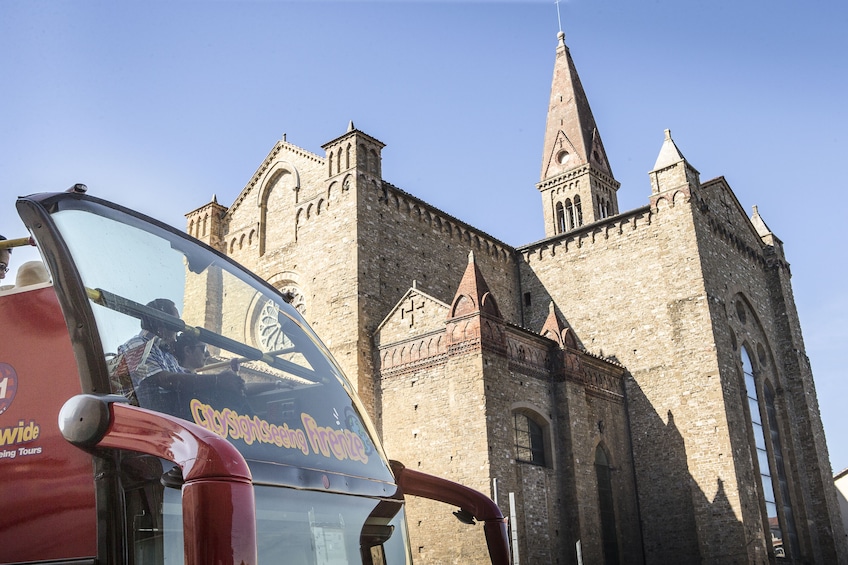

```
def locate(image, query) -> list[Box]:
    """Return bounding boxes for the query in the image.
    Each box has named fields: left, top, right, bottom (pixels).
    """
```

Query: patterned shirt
left=110, top=330, right=187, bottom=402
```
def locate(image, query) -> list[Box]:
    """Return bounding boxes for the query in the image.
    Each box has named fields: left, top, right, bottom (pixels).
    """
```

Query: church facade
left=185, top=31, right=846, bottom=565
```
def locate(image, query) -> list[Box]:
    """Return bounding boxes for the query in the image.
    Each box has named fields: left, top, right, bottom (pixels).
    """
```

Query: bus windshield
left=42, top=196, right=413, bottom=563
left=49, top=198, right=393, bottom=485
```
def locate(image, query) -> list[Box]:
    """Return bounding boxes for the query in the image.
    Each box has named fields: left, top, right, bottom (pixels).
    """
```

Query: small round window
left=557, top=150, right=571, bottom=165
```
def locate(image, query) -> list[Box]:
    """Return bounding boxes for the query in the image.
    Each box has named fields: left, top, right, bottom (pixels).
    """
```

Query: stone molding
left=229, top=141, right=323, bottom=217
left=380, top=181, right=514, bottom=265
left=536, top=164, right=620, bottom=192
left=520, top=205, right=653, bottom=263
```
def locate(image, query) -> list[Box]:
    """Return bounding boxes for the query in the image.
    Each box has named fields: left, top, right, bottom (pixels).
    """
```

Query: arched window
left=514, top=412, right=546, bottom=466
left=556, top=202, right=566, bottom=234
left=369, top=149, right=378, bottom=174
left=765, top=383, right=799, bottom=558
left=599, top=199, right=612, bottom=220
left=565, top=199, right=575, bottom=230
left=575, top=195, right=583, bottom=226
left=259, top=169, right=291, bottom=256
left=595, top=446, right=620, bottom=565
left=742, top=346, right=797, bottom=559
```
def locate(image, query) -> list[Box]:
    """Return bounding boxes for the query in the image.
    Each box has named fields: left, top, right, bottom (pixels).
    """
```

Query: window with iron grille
left=514, top=412, right=546, bottom=466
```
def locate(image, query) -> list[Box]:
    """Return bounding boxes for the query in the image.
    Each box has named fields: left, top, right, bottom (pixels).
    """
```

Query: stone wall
left=519, top=195, right=740, bottom=562
left=376, top=273, right=639, bottom=564
left=692, top=177, right=847, bottom=562
left=357, top=180, right=520, bottom=327
left=380, top=345, right=492, bottom=564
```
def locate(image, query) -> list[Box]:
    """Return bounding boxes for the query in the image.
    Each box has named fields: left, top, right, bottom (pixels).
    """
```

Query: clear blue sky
left=2, top=1, right=846, bottom=471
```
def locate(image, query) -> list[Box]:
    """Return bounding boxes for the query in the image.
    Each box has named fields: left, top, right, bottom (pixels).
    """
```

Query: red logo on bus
left=0, top=364, right=18, bottom=416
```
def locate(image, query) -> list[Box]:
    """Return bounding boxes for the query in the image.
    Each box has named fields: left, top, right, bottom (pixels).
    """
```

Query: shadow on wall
left=834, top=476, right=848, bottom=549
left=626, top=380, right=748, bottom=564
left=516, top=265, right=749, bottom=562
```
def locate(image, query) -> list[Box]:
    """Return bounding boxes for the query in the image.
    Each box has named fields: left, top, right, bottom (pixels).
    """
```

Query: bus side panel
left=0, top=286, right=97, bottom=562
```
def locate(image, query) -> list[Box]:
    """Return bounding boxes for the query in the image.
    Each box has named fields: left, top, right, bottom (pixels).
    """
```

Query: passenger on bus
left=174, top=331, right=209, bottom=372
left=110, top=298, right=187, bottom=403
left=14, top=260, right=50, bottom=288
left=110, top=299, right=246, bottom=418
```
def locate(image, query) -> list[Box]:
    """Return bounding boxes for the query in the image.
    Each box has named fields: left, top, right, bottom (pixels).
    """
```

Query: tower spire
left=537, top=31, right=620, bottom=238
left=540, top=32, right=612, bottom=181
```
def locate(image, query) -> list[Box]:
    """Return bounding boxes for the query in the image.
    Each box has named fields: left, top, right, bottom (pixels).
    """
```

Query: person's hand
left=214, top=370, right=245, bottom=394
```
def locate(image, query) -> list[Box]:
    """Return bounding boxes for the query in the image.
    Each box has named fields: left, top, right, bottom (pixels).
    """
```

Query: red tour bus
left=0, top=185, right=508, bottom=565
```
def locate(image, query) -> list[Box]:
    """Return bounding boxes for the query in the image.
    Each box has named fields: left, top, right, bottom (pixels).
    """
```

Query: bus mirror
left=58, top=394, right=129, bottom=447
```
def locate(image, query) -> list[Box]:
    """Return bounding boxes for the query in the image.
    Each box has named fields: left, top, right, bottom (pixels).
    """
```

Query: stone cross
left=401, top=296, right=425, bottom=328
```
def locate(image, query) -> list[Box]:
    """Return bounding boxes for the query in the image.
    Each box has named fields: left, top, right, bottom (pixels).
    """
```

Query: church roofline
left=184, top=198, right=228, bottom=217
left=499, top=317, right=625, bottom=370
left=321, top=127, right=386, bottom=150
left=374, top=283, right=449, bottom=334
left=517, top=204, right=651, bottom=251
left=381, top=180, right=515, bottom=252
left=700, top=176, right=781, bottom=245
left=227, top=138, right=324, bottom=219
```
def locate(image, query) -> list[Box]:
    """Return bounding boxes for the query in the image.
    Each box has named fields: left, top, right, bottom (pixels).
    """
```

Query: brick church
left=185, top=30, right=846, bottom=564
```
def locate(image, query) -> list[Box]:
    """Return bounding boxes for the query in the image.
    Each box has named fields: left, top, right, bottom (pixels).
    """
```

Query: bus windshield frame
left=17, top=191, right=395, bottom=489
left=15, top=191, right=415, bottom=564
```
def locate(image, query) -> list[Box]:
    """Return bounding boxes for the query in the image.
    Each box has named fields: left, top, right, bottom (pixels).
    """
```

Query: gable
left=700, top=177, right=768, bottom=249
left=374, top=287, right=450, bottom=347
left=227, top=139, right=324, bottom=221
left=542, top=129, right=582, bottom=180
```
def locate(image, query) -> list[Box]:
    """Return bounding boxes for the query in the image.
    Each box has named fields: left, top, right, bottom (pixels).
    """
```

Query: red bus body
left=0, top=285, right=98, bottom=562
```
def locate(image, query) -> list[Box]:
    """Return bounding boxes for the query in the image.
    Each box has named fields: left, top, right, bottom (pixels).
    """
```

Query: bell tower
left=538, top=31, right=620, bottom=238
left=321, top=120, right=385, bottom=187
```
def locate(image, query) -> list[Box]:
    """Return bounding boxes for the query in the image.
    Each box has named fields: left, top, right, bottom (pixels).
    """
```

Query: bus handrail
left=59, top=394, right=258, bottom=565
left=390, top=460, right=510, bottom=565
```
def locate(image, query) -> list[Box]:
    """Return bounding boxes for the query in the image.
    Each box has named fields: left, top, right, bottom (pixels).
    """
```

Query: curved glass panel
left=48, top=198, right=392, bottom=485
left=127, top=460, right=412, bottom=565
left=254, top=486, right=412, bottom=564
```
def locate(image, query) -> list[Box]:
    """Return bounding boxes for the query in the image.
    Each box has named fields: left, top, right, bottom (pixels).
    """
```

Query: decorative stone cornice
left=519, top=205, right=652, bottom=263
left=380, top=181, right=516, bottom=264
left=536, top=164, right=620, bottom=192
